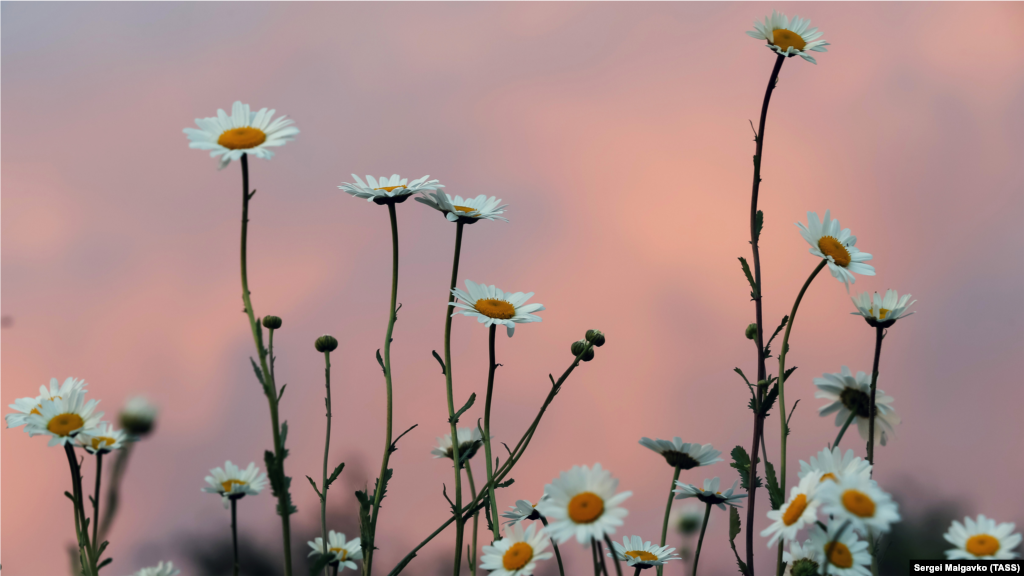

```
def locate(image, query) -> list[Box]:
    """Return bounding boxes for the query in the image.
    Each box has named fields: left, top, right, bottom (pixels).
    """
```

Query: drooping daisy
left=131, top=561, right=181, bottom=576
left=5, top=377, right=87, bottom=429
left=783, top=539, right=821, bottom=576
left=119, top=395, right=158, bottom=437
left=674, top=477, right=746, bottom=510
left=431, top=427, right=485, bottom=462
left=202, top=461, right=268, bottom=509
left=638, top=438, right=723, bottom=470
left=450, top=280, right=544, bottom=338
left=537, top=463, right=632, bottom=545
left=416, top=191, right=508, bottom=224
left=851, top=290, right=916, bottom=328
left=339, top=174, right=443, bottom=204
left=798, top=447, right=872, bottom=485
left=671, top=503, right=706, bottom=536
left=814, top=367, right=901, bottom=448
left=22, top=388, right=103, bottom=446
left=762, top=472, right=824, bottom=547
left=479, top=521, right=553, bottom=576
left=184, top=101, right=298, bottom=169
left=308, top=530, right=363, bottom=571
left=808, top=523, right=872, bottom=576
left=502, top=499, right=544, bottom=526
left=818, top=476, right=900, bottom=536
left=746, top=10, right=830, bottom=64
left=76, top=421, right=128, bottom=454
left=608, top=535, right=680, bottom=569
left=796, top=211, right=874, bottom=290
left=944, top=515, right=1021, bottom=560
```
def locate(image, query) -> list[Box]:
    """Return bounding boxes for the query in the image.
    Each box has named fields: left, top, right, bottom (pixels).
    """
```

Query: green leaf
left=496, top=478, right=515, bottom=489
left=309, top=553, right=333, bottom=576
left=250, top=358, right=269, bottom=394
left=376, top=349, right=386, bottom=375
left=738, top=257, right=759, bottom=299
left=782, top=366, right=797, bottom=385
left=326, top=462, right=346, bottom=489
left=431, top=350, right=447, bottom=375
left=755, top=210, right=764, bottom=242
left=759, top=384, right=778, bottom=417
left=728, top=507, right=750, bottom=576
left=450, top=393, right=476, bottom=424
left=306, top=476, right=322, bottom=499
left=765, top=461, right=783, bottom=510
left=281, top=421, right=289, bottom=448
left=277, top=383, right=286, bottom=401
left=730, top=446, right=762, bottom=491
left=97, top=558, right=113, bottom=571
left=764, top=315, right=788, bottom=358
left=390, top=424, right=418, bottom=454
left=356, top=487, right=373, bottom=558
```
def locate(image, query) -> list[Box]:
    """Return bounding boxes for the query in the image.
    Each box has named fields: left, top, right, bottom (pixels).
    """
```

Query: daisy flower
left=762, top=472, right=824, bottom=547
left=22, top=388, right=103, bottom=446
left=608, top=535, right=680, bottom=569
left=450, top=280, right=544, bottom=338
left=808, top=523, right=872, bottom=576
left=798, top=447, right=872, bottom=485
left=814, top=367, right=901, bottom=448
left=202, top=461, right=267, bottom=508
left=479, top=521, right=553, bottom=576
left=746, top=10, right=830, bottom=64
left=119, top=395, right=158, bottom=437
left=183, top=101, right=298, bottom=169
left=671, top=503, right=706, bottom=536
left=431, top=427, right=485, bottom=462
left=308, top=530, right=363, bottom=570
left=416, top=191, right=508, bottom=224
left=796, top=211, right=874, bottom=291
left=674, top=477, right=746, bottom=510
left=339, top=174, right=443, bottom=204
left=818, top=476, right=900, bottom=536
left=944, top=515, right=1021, bottom=560
left=6, top=377, right=87, bottom=429
left=783, top=539, right=821, bottom=576
left=76, top=421, right=128, bottom=454
left=851, top=290, right=916, bottom=328
left=502, top=499, right=544, bottom=526
left=537, top=463, right=632, bottom=545
left=638, top=438, right=723, bottom=470
left=131, top=561, right=180, bottom=576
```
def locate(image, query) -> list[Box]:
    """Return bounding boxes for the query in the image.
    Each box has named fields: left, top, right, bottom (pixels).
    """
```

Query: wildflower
left=796, top=211, right=874, bottom=290
left=817, top=476, right=900, bottom=535
left=450, top=280, right=544, bottom=338
left=502, top=499, right=544, bottom=526
left=783, top=539, right=820, bottom=576
left=202, top=461, right=267, bottom=509
left=308, top=530, right=363, bottom=571
left=479, top=521, right=553, bottom=576
left=814, top=367, right=900, bottom=447
left=798, top=447, right=872, bottom=484
left=638, top=438, right=723, bottom=470
left=6, top=377, right=87, bottom=429
left=22, top=388, right=103, bottom=446
left=431, top=427, right=484, bottom=462
left=184, top=101, right=298, bottom=169
left=339, top=174, right=442, bottom=204
left=851, top=290, right=915, bottom=328
left=119, top=396, right=158, bottom=437
left=416, top=191, right=508, bottom=224
left=76, top=421, right=127, bottom=454
left=131, top=561, right=180, bottom=576
left=537, top=464, right=632, bottom=545
left=944, top=515, right=1021, bottom=560
left=762, top=472, right=824, bottom=547
left=746, top=10, right=830, bottom=64
left=608, top=535, right=680, bottom=569
left=808, top=523, right=872, bottom=575
left=673, top=477, right=746, bottom=510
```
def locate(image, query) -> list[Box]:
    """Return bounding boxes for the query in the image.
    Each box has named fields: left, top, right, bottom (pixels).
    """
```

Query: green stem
left=658, top=466, right=682, bottom=576
left=99, top=442, right=133, bottom=541
left=867, top=326, right=885, bottom=467
left=603, top=534, right=622, bottom=576
left=833, top=411, right=857, bottom=449
left=444, top=222, right=467, bottom=576
left=64, top=443, right=95, bottom=576
left=482, top=324, right=501, bottom=540
left=595, top=538, right=609, bottom=576
left=691, top=504, right=712, bottom=576
left=92, top=452, right=103, bottom=552
left=540, top=516, right=565, bottom=576
left=231, top=497, right=240, bottom=576
left=592, top=538, right=601, bottom=576
left=321, top=350, right=333, bottom=575
left=634, top=567, right=643, bottom=576
left=465, top=461, right=479, bottom=576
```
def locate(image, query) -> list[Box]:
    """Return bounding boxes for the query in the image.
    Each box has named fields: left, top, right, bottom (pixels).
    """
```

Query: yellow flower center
left=818, top=236, right=852, bottom=267
left=47, top=413, right=84, bottom=436
left=626, top=550, right=659, bottom=562
left=329, top=547, right=349, bottom=561
left=502, top=542, right=534, bottom=570
left=375, top=185, right=406, bottom=192
left=217, top=127, right=267, bottom=150
left=453, top=205, right=476, bottom=214
left=772, top=29, right=807, bottom=52
left=966, top=534, right=1000, bottom=557
left=841, top=489, right=876, bottom=518
left=820, top=473, right=837, bottom=483
left=824, top=541, right=854, bottom=569
left=474, top=299, right=516, bottom=320
left=568, top=491, right=605, bottom=524
left=783, top=493, right=809, bottom=526
left=221, top=479, right=248, bottom=493
left=90, top=437, right=117, bottom=450
left=878, top=308, right=890, bottom=320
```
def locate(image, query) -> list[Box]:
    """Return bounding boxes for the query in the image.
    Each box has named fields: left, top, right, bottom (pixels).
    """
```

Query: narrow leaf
left=730, top=446, right=762, bottom=491
left=390, top=424, right=418, bottom=453
left=450, top=393, right=476, bottom=424
left=738, top=257, right=759, bottom=298
left=496, top=478, right=515, bottom=489
left=765, top=461, right=783, bottom=510
left=326, top=462, right=346, bottom=489
left=97, top=558, right=113, bottom=571
left=755, top=210, right=764, bottom=242
left=306, top=476, right=322, bottom=499
left=729, top=505, right=742, bottom=542
left=431, top=350, right=447, bottom=375
left=759, top=384, right=779, bottom=417
left=376, top=349, right=386, bottom=375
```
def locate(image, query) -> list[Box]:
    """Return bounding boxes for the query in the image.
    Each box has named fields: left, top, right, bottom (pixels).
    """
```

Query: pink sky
left=3, top=2, right=1023, bottom=575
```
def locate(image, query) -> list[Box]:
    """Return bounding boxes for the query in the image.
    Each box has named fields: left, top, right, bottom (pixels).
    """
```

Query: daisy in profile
left=76, top=421, right=127, bottom=455
left=502, top=499, right=544, bottom=526
left=818, top=476, right=900, bottom=536
left=131, top=561, right=180, bottom=576
left=431, top=427, right=485, bottom=462
left=450, top=280, right=544, bottom=338
left=762, top=471, right=824, bottom=547
left=119, top=395, right=158, bottom=438
left=22, top=388, right=103, bottom=446
left=851, top=290, right=916, bottom=328
left=608, top=535, right=680, bottom=570
left=673, top=477, right=746, bottom=510
left=782, top=539, right=820, bottom=576
left=808, top=524, right=871, bottom=576
left=202, top=461, right=267, bottom=508
left=798, top=447, right=872, bottom=484
left=416, top=191, right=508, bottom=224
left=308, top=530, right=363, bottom=571
left=537, top=464, right=632, bottom=545
left=746, top=10, right=830, bottom=64
left=6, top=377, right=87, bottom=429
left=339, top=174, right=443, bottom=204
left=944, top=515, right=1021, bottom=560
left=638, top=438, right=723, bottom=470
left=796, top=211, right=874, bottom=290
left=814, top=367, right=900, bottom=447
left=479, top=521, right=553, bottom=576
left=184, top=101, right=298, bottom=169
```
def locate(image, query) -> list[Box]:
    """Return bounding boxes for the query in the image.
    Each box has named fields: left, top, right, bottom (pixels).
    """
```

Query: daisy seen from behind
left=608, top=535, right=680, bottom=570
left=762, top=471, right=824, bottom=548
left=782, top=539, right=820, bottom=576
left=638, top=438, right=723, bottom=470
left=23, top=387, right=103, bottom=446
left=851, top=290, right=916, bottom=328
left=814, top=366, right=900, bottom=448
left=818, top=475, right=900, bottom=536
left=308, top=530, right=363, bottom=571
left=747, top=10, right=830, bottom=64
left=184, top=101, right=298, bottom=169
left=339, top=174, right=443, bottom=204
left=450, top=280, right=544, bottom=338
left=673, top=477, right=746, bottom=510
left=537, top=463, right=632, bottom=545
left=502, top=499, right=544, bottom=526
left=796, top=211, right=874, bottom=290
left=944, top=515, right=1021, bottom=560
left=479, top=521, right=553, bottom=576
left=808, top=523, right=872, bottom=576
left=431, top=427, right=485, bottom=462
left=202, top=461, right=267, bottom=508
left=416, top=191, right=508, bottom=224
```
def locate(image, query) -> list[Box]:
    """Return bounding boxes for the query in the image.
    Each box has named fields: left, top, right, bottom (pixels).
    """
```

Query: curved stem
left=603, top=534, right=622, bottom=576
left=832, top=411, right=857, bottom=449
left=465, top=461, right=480, bottom=576
left=321, top=350, right=333, bottom=575
left=65, top=443, right=96, bottom=576
left=444, top=222, right=466, bottom=575
left=482, top=324, right=501, bottom=539
left=658, top=466, right=682, bottom=576
left=596, top=539, right=610, bottom=576
left=231, top=498, right=240, bottom=576
left=99, top=442, right=133, bottom=541
left=540, top=516, right=565, bottom=576
left=92, top=452, right=103, bottom=550
left=867, top=326, right=885, bottom=467
left=691, top=504, right=712, bottom=576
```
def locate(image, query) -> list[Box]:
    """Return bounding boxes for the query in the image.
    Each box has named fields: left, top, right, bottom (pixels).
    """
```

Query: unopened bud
left=119, top=396, right=157, bottom=437
left=571, top=340, right=588, bottom=356
left=262, top=316, right=283, bottom=330
left=315, top=334, right=339, bottom=353
left=585, top=329, right=606, bottom=347
left=745, top=323, right=758, bottom=340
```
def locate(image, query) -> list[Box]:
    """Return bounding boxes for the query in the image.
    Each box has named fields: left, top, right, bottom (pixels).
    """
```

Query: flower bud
left=315, top=334, right=339, bottom=353
left=571, top=340, right=588, bottom=356
left=119, top=396, right=157, bottom=437
left=585, top=329, right=606, bottom=347
left=262, top=316, right=283, bottom=330
left=745, top=323, right=758, bottom=340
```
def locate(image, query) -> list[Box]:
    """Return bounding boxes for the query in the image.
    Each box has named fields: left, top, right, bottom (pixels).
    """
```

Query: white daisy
left=537, top=463, right=632, bottom=545
left=184, top=101, right=298, bottom=169
left=944, top=515, right=1021, bottom=560
left=608, top=535, right=680, bottom=569
left=308, top=530, right=363, bottom=570
left=673, top=477, right=746, bottom=511
left=746, top=10, right=830, bottom=64
left=431, top=427, right=485, bottom=462
left=502, top=499, right=544, bottom=526
left=670, top=503, right=706, bottom=536
left=76, top=421, right=128, bottom=454
left=818, top=476, right=900, bottom=536
left=119, top=395, right=158, bottom=437
left=416, top=191, right=508, bottom=224
left=202, top=461, right=268, bottom=509
left=762, top=472, right=824, bottom=548
left=480, top=521, right=553, bottom=576
left=130, top=561, right=180, bottom=576
left=22, top=388, right=103, bottom=447
left=814, top=367, right=901, bottom=448
left=796, top=211, right=874, bottom=290
left=638, top=438, right=723, bottom=470
left=783, top=539, right=820, bottom=576
left=851, top=290, right=916, bottom=328
left=808, top=523, right=872, bottom=576
left=339, top=174, right=443, bottom=204
left=450, top=280, right=544, bottom=338
left=6, top=377, right=87, bottom=429
left=798, top=447, right=872, bottom=485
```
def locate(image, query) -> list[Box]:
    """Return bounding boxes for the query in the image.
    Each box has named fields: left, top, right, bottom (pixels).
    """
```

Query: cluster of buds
left=570, top=329, right=606, bottom=362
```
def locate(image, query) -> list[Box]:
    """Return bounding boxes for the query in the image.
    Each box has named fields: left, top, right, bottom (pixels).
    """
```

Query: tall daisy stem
left=745, top=52, right=786, bottom=576
left=231, top=497, right=240, bottom=576
left=482, top=324, right=501, bottom=540
left=634, top=567, right=643, bottom=576
left=866, top=326, right=885, bottom=467
left=592, top=538, right=602, bottom=576
left=465, top=460, right=480, bottom=576
left=99, top=442, right=133, bottom=541
left=596, top=539, right=610, bottom=576
left=64, top=443, right=96, bottom=576
left=92, top=452, right=103, bottom=551
left=539, top=516, right=565, bottom=576
left=691, top=503, right=713, bottom=576
left=832, top=411, right=857, bottom=449
left=443, top=222, right=467, bottom=576
left=320, top=349, right=334, bottom=575
left=658, top=466, right=682, bottom=576
left=603, top=534, right=623, bottom=576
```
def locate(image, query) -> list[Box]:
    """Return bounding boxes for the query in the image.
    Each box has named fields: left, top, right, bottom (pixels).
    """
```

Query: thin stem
left=65, top=443, right=96, bottom=576
left=745, top=52, right=786, bottom=576
left=603, top=534, right=622, bottom=576
left=231, top=498, right=240, bottom=576
left=99, top=442, right=133, bottom=541
left=691, top=504, right=712, bottom=576
left=482, top=324, right=501, bottom=539
left=321, top=350, right=333, bottom=575
left=592, top=538, right=602, bottom=576
left=540, top=516, right=565, bottom=576
left=465, top=461, right=480, bottom=576
left=92, top=452, right=103, bottom=550
left=367, top=201, right=400, bottom=575
left=867, top=326, right=885, bottom=467
left=658, top=466, right=682, bottom=576
left=444, top=222, right=467, bottom=576
left=635, top=568, right=643, bottom=576
left=596, top=539, right=610, bottom=576
left=833, top=411, right=857, bottom=449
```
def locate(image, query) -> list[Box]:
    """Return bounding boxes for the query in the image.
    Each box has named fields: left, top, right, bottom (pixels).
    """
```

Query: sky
left=3, top=2, right=1024, bottom=575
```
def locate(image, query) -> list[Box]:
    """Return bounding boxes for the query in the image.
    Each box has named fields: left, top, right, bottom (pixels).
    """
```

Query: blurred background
left=2, top=2, right=1023, bottom=575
